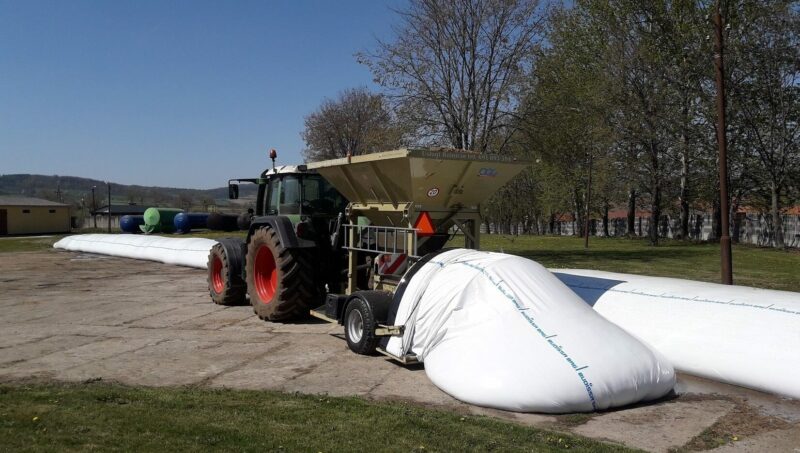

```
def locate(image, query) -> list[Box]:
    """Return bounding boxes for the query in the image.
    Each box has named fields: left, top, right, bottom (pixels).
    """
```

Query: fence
left=484, top=212, right=800, bottom=248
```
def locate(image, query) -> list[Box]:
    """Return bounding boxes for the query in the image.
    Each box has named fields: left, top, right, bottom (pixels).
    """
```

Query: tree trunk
left=627, top=188, right=636, bottom=236
left=771, top=182, right=784, bottom=248
left=649, top=146, right=660, bottom=246
left=679, top=93, right=691, bottom=240
left=649, top=184, right=661, bottom=246
left=711, top=196, right=721, bottom=241
left=602, top=203, right=610, bottom=237
left=694, top=213, right=703, bottom=240
left=731, top=197, right=741, bottom=244
left=732, top=213, right=741, bottom=244
left=573, top=188, right=582, bottom=237
left=679, top=150, right=690, bottom=240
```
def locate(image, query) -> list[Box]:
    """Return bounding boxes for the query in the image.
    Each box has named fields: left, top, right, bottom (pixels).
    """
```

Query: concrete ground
left=1, top=249, right=798, bottom=452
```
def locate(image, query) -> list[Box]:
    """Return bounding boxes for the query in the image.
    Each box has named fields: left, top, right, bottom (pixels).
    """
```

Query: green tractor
left=208, top=148, right=529, bottom=358
left=207, top=150, right=348, bottom=321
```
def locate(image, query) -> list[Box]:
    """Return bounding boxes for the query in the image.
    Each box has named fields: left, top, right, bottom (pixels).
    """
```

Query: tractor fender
left=343, top=291, right=394, bottom=326
left=248, top=216, right=316, bottom=249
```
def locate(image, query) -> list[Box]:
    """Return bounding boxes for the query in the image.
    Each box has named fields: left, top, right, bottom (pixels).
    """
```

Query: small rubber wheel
left=207, top=243, right=246, bottom=305
left=344, top=297, right=378, bottom=355
left=246, top=226, right=319, bottom=321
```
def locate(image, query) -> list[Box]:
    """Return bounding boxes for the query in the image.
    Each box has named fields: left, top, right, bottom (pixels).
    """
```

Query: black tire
left=237, top=212, right=253, bottom=230
left=207, top=212, right=239, bottom=231
left=246, top=226, right=320, bottom=321
left=207, top=243, right=246, bottom=305
left=344, top=296, right=379, bottom=355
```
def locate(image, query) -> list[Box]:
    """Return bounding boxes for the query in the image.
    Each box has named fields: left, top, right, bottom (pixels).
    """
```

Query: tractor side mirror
left=228, top=183, right=239, bottom=200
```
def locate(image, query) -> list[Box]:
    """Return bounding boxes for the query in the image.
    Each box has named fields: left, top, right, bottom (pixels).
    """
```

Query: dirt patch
left=554, top=412, right=597, bottom=427
left=675, top=395, right=791, bottom=451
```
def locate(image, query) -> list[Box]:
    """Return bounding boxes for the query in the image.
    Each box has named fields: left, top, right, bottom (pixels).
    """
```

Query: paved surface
left=2, top=250, right=799, bottom=452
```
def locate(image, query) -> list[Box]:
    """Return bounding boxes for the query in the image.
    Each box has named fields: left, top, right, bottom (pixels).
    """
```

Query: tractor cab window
left=280, top=177, right=302, bottom=214
left=264, top=174, right=346, bottom=216
left=301, top=175, right=347, bottom=215
left=302, top=178, right=322, bottom=208
left=265, top=178, right=280, bottom=215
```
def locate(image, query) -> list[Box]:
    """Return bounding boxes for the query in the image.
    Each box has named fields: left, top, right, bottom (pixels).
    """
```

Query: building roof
left=91, top=204, right=149, bottom=215
left=607, top=209, right=652, bottom=220
left=0, top=195, right=68, bottom=207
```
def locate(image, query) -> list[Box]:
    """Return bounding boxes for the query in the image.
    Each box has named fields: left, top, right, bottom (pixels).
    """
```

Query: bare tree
left=178, top=193, right=193, bottom=212
left=359, top=0, right=544, bottom=153
left=201, top=197, right=214, bottom=212
left=302, top=87, right=402, bottom=162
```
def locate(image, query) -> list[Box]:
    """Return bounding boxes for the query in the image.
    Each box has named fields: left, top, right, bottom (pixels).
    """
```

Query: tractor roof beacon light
left=269, top=148, right=278, bottom=173
left=414, top=211, right=435, bottom=237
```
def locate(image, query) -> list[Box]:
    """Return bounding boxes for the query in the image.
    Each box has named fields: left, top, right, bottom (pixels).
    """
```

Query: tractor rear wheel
left=246, top=226, right=318, bottom=321
left=207, top=243, right=246, bottom=305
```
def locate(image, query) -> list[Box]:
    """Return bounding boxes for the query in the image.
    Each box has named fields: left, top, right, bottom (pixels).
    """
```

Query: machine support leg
left=465, top=219, right=480, bottom=250
left=347, top=227, right=357, bottom=295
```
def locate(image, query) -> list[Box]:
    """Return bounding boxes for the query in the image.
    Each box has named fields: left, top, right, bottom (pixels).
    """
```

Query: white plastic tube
left=554, top=269, right=800, bottom=399
left=54, top=234, right=216, bottom=269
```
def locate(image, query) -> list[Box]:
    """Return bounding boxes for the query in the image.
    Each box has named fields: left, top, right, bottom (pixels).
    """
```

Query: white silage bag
left=53, top=234, right=217, bottom=269
left=554, top=269, right=800, bottom=400
left=386, top=249, right=675, bottom=413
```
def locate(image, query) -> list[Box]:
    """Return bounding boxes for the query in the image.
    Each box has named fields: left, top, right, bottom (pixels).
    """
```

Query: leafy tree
left=518, top=2, right=645, bottom=241
left=727, top=0, right=800, bottom=247
left=302, top=87, right=402, bottom=162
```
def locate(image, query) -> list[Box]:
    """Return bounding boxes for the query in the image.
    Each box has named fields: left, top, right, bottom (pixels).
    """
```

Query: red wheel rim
left=211, top=256, right=224, bottom=293
left=254, top=245, right=277, bottom=302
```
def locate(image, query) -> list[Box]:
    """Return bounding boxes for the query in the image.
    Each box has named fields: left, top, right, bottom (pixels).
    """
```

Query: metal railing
left=343, top=224, right=419, bottom=258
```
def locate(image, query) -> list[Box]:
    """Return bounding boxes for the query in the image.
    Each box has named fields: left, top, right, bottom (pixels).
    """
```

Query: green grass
left=467, top=235, right=799, bottom=292
left=0, top=235, right=64, bottom=253
left=0, top=383, right=630, bottom=452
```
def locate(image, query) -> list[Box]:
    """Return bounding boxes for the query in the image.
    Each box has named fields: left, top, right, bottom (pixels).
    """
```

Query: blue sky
left=0, top=0, right=402, bottom=188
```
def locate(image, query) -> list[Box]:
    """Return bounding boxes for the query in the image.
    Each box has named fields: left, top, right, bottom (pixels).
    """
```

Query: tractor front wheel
left=207, top=243, right=246, bottom=305
left=246, top=226, right=318, bottom=321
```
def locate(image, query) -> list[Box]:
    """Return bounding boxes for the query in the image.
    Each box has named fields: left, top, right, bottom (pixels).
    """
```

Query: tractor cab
left=227, top=165, right=346, bottom=218
left=258, top=169, right=347, bottom=217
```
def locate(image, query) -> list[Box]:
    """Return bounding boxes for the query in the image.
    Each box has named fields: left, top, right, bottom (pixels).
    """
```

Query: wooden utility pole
left=713, top=1, right=733, bottom=284
left=107, top=182, right=112, bottom=233
left=91, top=185, right=97, bottom=229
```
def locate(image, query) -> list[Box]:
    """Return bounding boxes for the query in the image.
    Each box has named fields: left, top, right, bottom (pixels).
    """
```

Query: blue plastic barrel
left=173, top=212, right=210, bottom=234
left=120, top=215, right=145, bottom=233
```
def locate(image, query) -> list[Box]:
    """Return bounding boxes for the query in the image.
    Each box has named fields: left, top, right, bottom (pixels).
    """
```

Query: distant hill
left=0, top=174, right=258, bottom=212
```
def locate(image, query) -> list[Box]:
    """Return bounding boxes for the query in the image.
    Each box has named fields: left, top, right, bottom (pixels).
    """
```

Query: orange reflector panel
left=414, top=211, right=435, bottom=237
